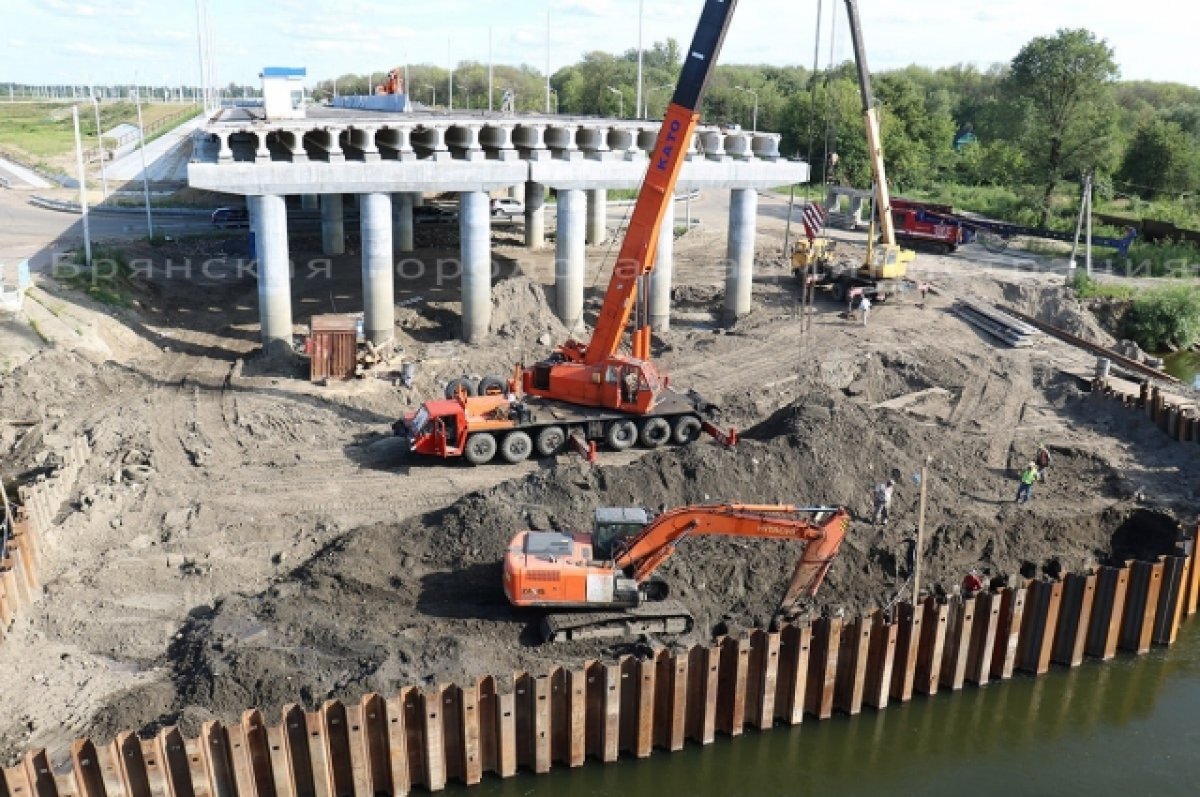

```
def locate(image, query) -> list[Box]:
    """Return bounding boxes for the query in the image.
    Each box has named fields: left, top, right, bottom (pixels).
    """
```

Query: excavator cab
left=592, top=507, right=650, bottom=560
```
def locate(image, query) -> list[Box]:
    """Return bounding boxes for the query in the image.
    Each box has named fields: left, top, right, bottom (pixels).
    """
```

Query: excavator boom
left=616, top=504, right=850, bottom=587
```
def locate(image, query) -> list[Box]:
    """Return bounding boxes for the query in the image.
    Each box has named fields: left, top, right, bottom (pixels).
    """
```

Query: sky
left=1, top=0, right=1196, bottom=89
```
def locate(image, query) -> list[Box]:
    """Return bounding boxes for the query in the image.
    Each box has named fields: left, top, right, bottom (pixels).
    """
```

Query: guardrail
left=1, top=517, right=1196, bottom=796
left=28, top=196, right=213, bottom=217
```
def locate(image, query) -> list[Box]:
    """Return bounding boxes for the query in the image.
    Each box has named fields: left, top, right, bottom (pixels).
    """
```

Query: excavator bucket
left=775, top=509, right=851, bottom=618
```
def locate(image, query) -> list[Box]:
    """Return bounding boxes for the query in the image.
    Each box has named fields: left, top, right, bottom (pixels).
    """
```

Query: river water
left=456, top=625, right=1200, bottom=797
left=1165, top=351, right=1200, bottom=388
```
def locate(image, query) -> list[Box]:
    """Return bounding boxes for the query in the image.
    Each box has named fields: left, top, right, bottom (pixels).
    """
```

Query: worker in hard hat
left=1016, top=462, right=1038, bottom=504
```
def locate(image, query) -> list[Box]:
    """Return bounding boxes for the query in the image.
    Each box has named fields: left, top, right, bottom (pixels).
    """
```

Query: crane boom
left=843, top=0, right=896, bottom=249
left=586, top=0, right=737, bottom=364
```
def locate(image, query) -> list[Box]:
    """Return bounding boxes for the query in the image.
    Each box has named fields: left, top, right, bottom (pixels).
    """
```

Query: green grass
left=55, top=246, right=137, bottom=308
left=1069, top=271, right=1137, bottom=300
left=0, top=101, right=197, bottom=165
left=1113, top=240, right=1200, bottom=278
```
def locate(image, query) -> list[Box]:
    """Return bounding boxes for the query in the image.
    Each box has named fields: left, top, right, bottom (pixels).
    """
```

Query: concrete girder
left=445, top=124, right=485, bottom=162
left=253, top=130, right=272, bottom=162
left=577, top=126, right=611, bottom=159
left=512, top=124, right=547, bottom=155
left=411, top=125, right=452, bottom=161
left=479, top=124, right=519, bottom=161
left=376, top=125, right=417, bottom=161
left=544, top=124, right=580, bottom=160
left=278, top=131, right=308, bottom=163
left=346, top=126, right=381, bottom=162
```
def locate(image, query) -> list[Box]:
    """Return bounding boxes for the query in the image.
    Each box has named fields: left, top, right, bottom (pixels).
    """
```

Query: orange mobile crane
left=393, top=0, right=740, bottom=465
left=504, top=504, right=851, bottom=641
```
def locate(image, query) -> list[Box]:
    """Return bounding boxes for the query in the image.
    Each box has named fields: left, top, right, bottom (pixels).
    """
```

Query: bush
left=1124, top=285, right=1200, bottom=351
left=1068, top=270, right=1136, bottom=300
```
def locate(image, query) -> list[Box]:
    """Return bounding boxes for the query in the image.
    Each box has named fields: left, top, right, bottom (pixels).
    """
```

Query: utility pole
left=545, top=9, right=551, bottom=114
left=912, top=457, right=931, bottom=604
left=488, top=27, right=494, bottom=112
left=91, top=92, right=108, bottom=199
left=448, top=39, right=454, bottom=111
left=636, top=0, right=643, bottom=119
left=71, top=106, right=92, bottom=267
left=1068, top=173, right=1089, bottom=282
left=195, top=0, right=208, bottom=113
left=134, top=87, right=154, bottom=239
left=1085, top=174, right=1094, bottom=277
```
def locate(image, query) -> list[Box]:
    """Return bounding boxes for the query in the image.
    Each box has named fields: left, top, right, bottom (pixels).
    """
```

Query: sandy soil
left=0, top=197, right=1196, bottom=761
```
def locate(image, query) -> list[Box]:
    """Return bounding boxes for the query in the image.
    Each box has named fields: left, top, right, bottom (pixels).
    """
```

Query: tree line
left=315, top=28, right=1200, bottom=229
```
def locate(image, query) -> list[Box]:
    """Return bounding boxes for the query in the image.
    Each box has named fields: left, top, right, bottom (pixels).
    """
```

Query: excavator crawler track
left=540, top=600, right=695, bottom=643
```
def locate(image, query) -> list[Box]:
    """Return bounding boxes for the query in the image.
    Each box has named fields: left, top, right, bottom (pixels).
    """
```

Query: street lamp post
left=548, top=88, right=558, bottom=114
left=423, top=84, right=436, bottom=108
left=734, top=85, right=758, bottom=133
left=606, top=86, right=623, bottom=118
left=645, top=82, right=672, bottom=118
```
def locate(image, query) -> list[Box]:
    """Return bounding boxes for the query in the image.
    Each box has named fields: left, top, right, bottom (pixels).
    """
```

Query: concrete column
left=249, top=194, right=293, bottom=353
left=508, top=183, right=525, bottom=204
left=525, top=181, right=546, bottom=249
left=586, top=188, right=607, bottom=245
left=392, top=192, right=414, bottom=254
left=360, top=193, right=394, bottom=345
left=555, top=188, right=587, bottom=331
left=301, top=194, right=318, bottom=211
left=320, top=193, right=345, bottom=256
left=460, top=191, right=492, bottom=343
left=723, top=188, right=757, bottom=324
left=649, top=196, right=675, bottom=333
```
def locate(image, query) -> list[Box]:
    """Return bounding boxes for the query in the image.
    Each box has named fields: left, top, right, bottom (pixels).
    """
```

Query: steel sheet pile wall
left=1, top=436, right=89, bottom=639
left=1094, top=380, right=1199, bottom=443
left=3, top=525, right=1199, bottom=796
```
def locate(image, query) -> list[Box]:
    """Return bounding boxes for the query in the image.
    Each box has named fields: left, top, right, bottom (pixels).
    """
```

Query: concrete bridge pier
left=460, top=191, right=492, bottom=343
left=723, top=188, right=757, bottom=324
left=249, top=194, right=293, bottom=353
left=321, top=194, right=345, bottom=256
left=525, top=181, right=546, bottom=250
left=649, top=196, right=675, bottom=333
left=555, top=188, right=586, bottom=332
left=360, top=192, right=394, bottom=345
left=393, top=192, right=414, bottom=254
left=586, top=188, right=607, bottom=245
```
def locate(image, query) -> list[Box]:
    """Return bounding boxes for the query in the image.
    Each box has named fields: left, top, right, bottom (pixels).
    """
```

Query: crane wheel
left=535, top=426, right=566, bottom=457
left=463, top=433, right=497, bottom=465
left=444, top=377, right=477, bottom=399
left=477, top=375, right=507, bottom=396
left=672, top=415, right=702, bottom=444
left=638, top=417, right=671, bottom=448
left=500, top=431, right=533, bottom=463
left=605, top=420, right=637, bottom=451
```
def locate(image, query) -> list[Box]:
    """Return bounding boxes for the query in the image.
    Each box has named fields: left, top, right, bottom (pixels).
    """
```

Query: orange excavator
left=503, top=504, right=851, bottom=642
left=393, top=0, right=740, bottom=464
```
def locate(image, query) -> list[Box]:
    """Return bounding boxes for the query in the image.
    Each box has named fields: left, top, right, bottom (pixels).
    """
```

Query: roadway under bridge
left=187, top=108, right=809, bottom=349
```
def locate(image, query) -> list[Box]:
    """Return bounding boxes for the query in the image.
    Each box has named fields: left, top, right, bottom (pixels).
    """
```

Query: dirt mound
left=1000, top=283, right=1116, bottom=346
left=489, top=275, right=572, bottom=345
left=94, top=386, right=1185, bottom=739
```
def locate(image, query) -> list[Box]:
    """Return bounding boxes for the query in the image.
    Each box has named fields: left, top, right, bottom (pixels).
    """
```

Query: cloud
left=37, top=0, right=137, bottom=18
left=556, top=0, right=618, bottom=19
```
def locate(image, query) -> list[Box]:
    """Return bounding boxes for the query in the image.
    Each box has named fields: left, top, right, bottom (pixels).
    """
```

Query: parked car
left=211, top=206, right=250, bottom=229
left=490, top=197, right=525, bottom=221
left=413, top=205, right=458, bottom=224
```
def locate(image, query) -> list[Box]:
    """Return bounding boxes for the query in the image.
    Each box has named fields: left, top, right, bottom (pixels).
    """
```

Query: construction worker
left=859, top=295, right=872, bottom=326
left=961, top=568, right=985, bottom=598
left=872, top=478, right=895, bottom=526
left=1016, top=461, right=1038, bottom=504
left=1035, top=443, right=1051, bottom=483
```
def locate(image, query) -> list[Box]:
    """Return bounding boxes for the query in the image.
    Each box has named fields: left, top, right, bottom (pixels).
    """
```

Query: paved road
left=0, top=157, right=52, bottom=189
left=0, top=190, right=216, bottom=268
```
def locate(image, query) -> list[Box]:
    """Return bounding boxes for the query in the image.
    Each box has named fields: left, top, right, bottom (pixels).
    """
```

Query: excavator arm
left=614, top=504, right=851, bottom=598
